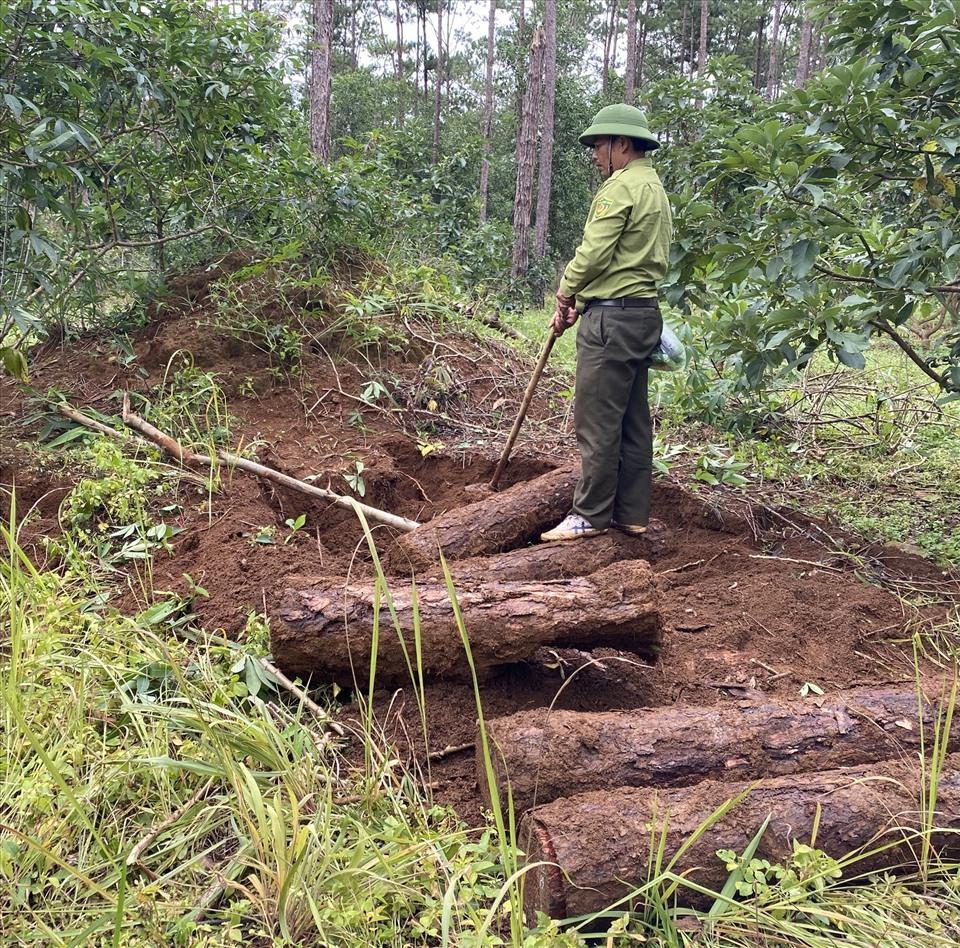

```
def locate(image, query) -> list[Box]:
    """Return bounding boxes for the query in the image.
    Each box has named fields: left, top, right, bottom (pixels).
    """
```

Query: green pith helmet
left=578, top=103, right=660, bottom=150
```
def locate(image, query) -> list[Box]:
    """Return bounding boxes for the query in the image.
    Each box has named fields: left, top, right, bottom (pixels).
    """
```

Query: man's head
left=588, top=135, right=652, bottom=178
left=579, top=104, right=659, bottom=178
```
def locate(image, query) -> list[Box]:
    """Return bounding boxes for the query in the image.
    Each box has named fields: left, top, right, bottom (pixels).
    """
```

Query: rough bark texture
left=533, top=0, right=557, bottom=261
left=624, top=0, right=637, bottom=104
left=510, top=28, right=545, bottom=280
left=309, top=0, right=334, bottom=160
left=478, top=0, right=496, bottom=223
left=482, top=685, right=949, bottom=814
left=422, top=530, right=667, bottom=584
left=765, top=0, right=783, bottom=100
left=390, top=465, right=579, bottom=571
left=272, top=559, right=661, bottom=685
left=795, top=12, right=813, bottom=87
left=522, top=754, right=960, bottom=918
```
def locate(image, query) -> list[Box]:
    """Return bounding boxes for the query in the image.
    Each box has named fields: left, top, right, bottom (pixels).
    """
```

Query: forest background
left=3, top=0, right=960, bottom=945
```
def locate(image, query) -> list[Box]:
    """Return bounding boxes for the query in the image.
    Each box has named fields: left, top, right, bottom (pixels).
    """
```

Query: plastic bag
left=650, top=322, right=686, bottom=371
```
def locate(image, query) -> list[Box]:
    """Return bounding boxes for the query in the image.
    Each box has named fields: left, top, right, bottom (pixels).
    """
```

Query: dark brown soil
left=2, top=258, right=958, bottom=831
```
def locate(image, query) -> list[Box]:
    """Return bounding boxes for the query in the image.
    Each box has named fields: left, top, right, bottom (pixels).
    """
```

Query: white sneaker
left=540, top=514, right=607, bottom=542
left=611, top=520, right=647, bottom=535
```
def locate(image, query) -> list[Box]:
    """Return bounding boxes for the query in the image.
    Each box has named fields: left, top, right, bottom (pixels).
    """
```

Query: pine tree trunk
left=510, top=27, right=545, bottom=281
left=431, top=0, right=443, bottom=165
left=602, top=2, right=619, bottom=94
left=796, top=10, right=813, bottom=87
left=765, top=0, right=783, bottom=100
left=391, top=464, right=578, bottom=571
left=753, top=13, right=766, bottom=91
left=695, top=0, right=708, bottom=107
left=350, top=0, right=358, bottom=68
left=478, top=0, right=496, bottom=224
left=309, top=0, right=334, bottom=161
left=482, top=686, right=952, bottom=815
left=395, top=0, right=404, bottom=83
left=522, top=755, right=960, bottom=918
left=421, top=8, right=428, bottom=102
left=637, top=0, right=651, bottom=86
left=679, top=0, right=689, bottom=76
left=272, top=560, right=661, bottom=684
left=625, top=0, right=638, bottom=104
left=533, top=0, right=557, bottom=266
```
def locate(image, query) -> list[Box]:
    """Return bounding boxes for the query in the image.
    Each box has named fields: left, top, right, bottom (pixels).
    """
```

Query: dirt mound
left=3, top=260, right=958, bottom=828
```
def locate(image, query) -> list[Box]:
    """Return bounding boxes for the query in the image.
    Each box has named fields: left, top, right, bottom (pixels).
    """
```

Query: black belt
left=585, top=297, right=658, bottom=309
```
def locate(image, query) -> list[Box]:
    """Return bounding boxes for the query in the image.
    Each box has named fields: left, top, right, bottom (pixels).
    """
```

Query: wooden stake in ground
left=271, top=558, right=660, bottom=684
left=522, top=753, right=960, bottom=918
left=490, top=329, right=557, bottom=490
left=481, top=685, right=952, bottom=814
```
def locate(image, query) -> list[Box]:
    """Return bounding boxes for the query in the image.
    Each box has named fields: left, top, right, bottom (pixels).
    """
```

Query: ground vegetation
left=2, top=0, right=960, bottom=945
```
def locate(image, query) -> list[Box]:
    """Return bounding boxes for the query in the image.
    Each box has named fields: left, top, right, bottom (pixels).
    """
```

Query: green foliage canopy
left=667, top=0, right=960, bottom=399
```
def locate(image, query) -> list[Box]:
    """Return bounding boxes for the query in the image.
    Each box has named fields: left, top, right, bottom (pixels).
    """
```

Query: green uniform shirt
left=558, top=156, right=672, bottom=311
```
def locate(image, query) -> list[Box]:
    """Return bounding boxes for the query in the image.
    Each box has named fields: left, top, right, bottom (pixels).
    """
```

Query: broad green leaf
left=836, top=347, right=866, bottom=370
left=0, top=347, right=29, bottom=381
left=790, top=239, right=820, bottom=278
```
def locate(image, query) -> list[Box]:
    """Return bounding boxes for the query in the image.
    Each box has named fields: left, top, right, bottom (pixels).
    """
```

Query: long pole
left=489, top=330, right=557, bottom=489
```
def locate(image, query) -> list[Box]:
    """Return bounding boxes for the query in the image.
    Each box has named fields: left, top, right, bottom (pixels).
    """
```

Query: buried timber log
left=421, top=531, right=662, bottom=584
left=482, top=685, right=952, bottom=814
left=271, top=559, right=660, bottom=684
left=390, top=465, right=578, bottom=571
left=521, top=753, right=960, bottom=919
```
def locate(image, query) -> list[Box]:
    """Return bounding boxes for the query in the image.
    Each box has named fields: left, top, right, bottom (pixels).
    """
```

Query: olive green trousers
left=572, top=303, right=663, bottom=529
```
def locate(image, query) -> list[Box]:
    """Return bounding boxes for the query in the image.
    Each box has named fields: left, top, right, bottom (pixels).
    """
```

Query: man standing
left=541, top=104, right=672, bottom=542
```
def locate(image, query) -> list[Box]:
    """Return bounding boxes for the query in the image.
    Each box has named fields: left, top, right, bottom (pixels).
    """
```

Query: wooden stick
left=489, top=329, right=557, bottom=490
left=131, top=397, right=422, bottom=532
left=60, top=399, right=420, bottom=533
left=259, top=656, right=345, bottom=736
left=58, top=403, right=130, bottom=441
left=426, top=742, right=473, bottom=761
left=126, top=779, right=215, bottom=868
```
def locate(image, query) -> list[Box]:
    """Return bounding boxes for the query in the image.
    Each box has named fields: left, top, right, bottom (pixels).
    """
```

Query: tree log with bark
left=482, top=685, right=953, bottom=814
left=421, top=530, right=667, bottom=584
left=390, top=465, right=579, bottom=571
left=522, top=754, right=960, bottom=918
left=271, top=560, right=660, bottom=685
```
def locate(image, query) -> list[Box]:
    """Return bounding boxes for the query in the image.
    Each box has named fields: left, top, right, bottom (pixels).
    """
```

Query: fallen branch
left=59, top=398, right=420, bottom=533
left=259, top=656, right=345, bottom=737
left=427, top=742, right=473, bottom=762
left=126, top=779, right=215, bottom=869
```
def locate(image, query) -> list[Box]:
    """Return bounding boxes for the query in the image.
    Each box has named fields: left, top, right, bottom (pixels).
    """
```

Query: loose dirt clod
left=271, top=559, right=661, bottom=684
left=521, top=753, right=960, bottom=918
left=481, top=684, right=951, bottom=814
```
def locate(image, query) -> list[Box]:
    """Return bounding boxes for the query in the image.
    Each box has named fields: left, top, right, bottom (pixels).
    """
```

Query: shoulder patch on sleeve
left=593, top=196, right=614, bottom=218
